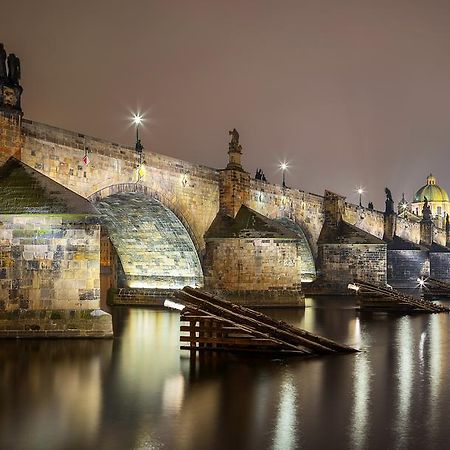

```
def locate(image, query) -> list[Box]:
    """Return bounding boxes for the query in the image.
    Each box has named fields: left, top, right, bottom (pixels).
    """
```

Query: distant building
left=410, top=174, right=450, bottom=218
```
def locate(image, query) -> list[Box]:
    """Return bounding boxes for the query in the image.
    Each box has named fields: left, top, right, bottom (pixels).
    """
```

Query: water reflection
left=395, top=316, right=413, bottom=449
left=0, top=340, right=112, bottom=450
left=2, top=301, right=450, bottom=449
left=350, top=352, right=371, bottom=450
left=273, top=370, right=299, bottom=450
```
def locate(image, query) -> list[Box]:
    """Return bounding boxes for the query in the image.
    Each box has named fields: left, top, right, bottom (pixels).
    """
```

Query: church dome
left=413, top=174, right=449, bottom=203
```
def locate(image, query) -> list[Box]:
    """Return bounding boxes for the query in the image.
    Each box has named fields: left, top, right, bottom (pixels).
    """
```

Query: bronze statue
left=385, top=187, right=394, bottom=215
left=422, top=196, right=432, bottom=221
left=228, top=128, right=242, bottom=152
left=0, top=43, right=6, bottom=80
left=7, top=53, right=20, bottom=85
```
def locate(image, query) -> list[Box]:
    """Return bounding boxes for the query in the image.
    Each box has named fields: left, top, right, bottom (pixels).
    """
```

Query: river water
left=1, top=296, right=450, bottom=450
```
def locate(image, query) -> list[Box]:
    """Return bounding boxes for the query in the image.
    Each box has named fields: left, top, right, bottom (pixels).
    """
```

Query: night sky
left=3, top=0, right=450, bottom=208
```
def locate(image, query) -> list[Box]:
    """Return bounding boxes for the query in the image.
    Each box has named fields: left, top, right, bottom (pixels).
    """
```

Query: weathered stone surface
left=0, top=309, right=112, bottom=338
left=317, top=220, right=387, bottom=287
left=0, top=157, right=98, bottom=214
left=0, top=113, right=21, bottom=164
left=95, top=192, right=203, bottom=289
left=0, top=215, right=102, bottom=311
left=430, top=248, right=450, bottom=282
left=204, top=206, right=304, bottom=306
left=387, top=237, right=429, bottom=288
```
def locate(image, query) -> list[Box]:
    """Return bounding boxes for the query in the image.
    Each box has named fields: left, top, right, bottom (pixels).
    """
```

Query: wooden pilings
left=349, top=279, right=450, bottom=313
left=174, top=287, right=357, bottom=356
left=424, top=278, right=450, bottom=298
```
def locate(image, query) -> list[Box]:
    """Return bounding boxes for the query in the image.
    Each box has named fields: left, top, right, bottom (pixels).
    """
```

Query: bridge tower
left=219, top=128, right=251, bottom=217
left=0, top=43, right=23, bottom=165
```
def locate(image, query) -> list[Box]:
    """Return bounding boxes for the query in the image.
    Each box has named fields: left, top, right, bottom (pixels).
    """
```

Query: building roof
left=204, top=205, right=300, bottom=240
left=387, top=235, right=428, bottom=251
left=413, top=174, right=449, bottom=203
left=318, top=220, right=385, bottom=245
left=0, top=157, right=99, bottom=215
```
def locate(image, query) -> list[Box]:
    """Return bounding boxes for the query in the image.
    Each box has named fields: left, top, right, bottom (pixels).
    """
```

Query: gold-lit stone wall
left=0, top=215, right=101, bottom=312
left=204, top=238, right=302, bottom=292
left=219, top=169, right=251, bottom=218
left=0, top=113, right=22, bottom=165
left=21, top=119, right=220, bottom=253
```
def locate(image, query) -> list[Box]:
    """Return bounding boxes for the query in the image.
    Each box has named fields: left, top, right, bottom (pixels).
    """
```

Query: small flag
left=138, top=164, right=145, bottom=180
left=83, top=153, right=90, bottom=165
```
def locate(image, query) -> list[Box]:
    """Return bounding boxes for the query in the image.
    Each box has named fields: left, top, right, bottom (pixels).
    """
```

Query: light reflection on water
left=1, top=297, right=450, bottom=450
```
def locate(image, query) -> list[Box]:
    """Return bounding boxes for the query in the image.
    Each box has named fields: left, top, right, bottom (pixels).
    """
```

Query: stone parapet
left=0, top=309, right=112, bottom=338
left=109, top=288, right=175, bottom=306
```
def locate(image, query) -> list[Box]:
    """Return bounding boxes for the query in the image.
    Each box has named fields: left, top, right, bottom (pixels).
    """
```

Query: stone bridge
left=5, top=118, right=449, bottom=290
left=1, top=51, right=450, bottom=336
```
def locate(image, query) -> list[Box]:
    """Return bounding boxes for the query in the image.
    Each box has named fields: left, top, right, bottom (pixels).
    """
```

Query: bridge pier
left=0, top=158, right=112, bottom=338
left=203, top=134, right=304, bottom=306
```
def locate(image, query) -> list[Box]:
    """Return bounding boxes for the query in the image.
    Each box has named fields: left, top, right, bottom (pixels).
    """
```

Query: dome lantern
left=413, top=174, right=449, bottom=203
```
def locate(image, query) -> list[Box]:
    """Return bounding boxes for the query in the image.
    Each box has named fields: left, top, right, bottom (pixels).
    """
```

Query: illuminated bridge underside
left=278, top=218, right=317, bottom=282
left=96, top=192, right=203, bottom=289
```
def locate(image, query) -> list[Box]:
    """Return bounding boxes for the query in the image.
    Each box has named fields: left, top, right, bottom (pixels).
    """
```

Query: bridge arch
left=277, top=217, right=317, bottom=282
left=88, top=183, right=202, bottom=257
left=90, top=184, right=203, bottom=289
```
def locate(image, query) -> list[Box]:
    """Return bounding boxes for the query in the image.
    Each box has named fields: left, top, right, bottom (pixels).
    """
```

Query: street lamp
left=132, top=113, right=144, bottom=156
left=356, top=187, right=364, bottom=207
left=280, top=162, right=288, bottom=188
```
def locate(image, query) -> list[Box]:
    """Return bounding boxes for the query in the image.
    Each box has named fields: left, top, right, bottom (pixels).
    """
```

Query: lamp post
left=132, top=113, right=144, bottom=158
left=280, top=162, right=288, bottom=188
left=357, top=187, right=364, bottom=207
left=132, top=113, right=145, bottom=181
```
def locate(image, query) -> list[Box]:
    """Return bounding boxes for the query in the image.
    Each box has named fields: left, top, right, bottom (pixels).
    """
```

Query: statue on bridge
left=384, top=187, right=394, bottom=215
left=0, top=43, right=6, bottom=80
left=7, top=53, right=20, bottom=85
left=228, top=128, right=242, bottom=153
left=422, top=196, right=432, bottom=222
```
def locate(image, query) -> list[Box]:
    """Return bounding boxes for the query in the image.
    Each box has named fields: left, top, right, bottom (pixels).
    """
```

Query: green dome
left=413, top=174, right=449, bottom=202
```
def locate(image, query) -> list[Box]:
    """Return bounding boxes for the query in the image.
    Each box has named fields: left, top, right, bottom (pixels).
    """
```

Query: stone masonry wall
left=0, top=215, right=101, bottom=312
left=204, top=238, right=302, bottom=292
left=0, top=113, right=22, bottom=165
left=21, top=120, right=219, bottom=252
left=219, top=168, right=251, bottom=218
left=343, top=204, right=385, bottom=239
left=387, top=250, right=429, bottom=288
left=319, top=243, right=387, bottom=285
left=95, top=192, right=203, bottom=289
left=430, top=253, right=450, bottom=283
left=248, top=180, right=324, bottom=257
left=396, top=216, right=421, bottom=244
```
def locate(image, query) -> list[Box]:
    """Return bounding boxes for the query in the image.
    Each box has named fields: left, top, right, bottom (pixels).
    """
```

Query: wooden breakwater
left=349, top=280, right=450, bottom=313
left=172, top=287, right=357, bottom=356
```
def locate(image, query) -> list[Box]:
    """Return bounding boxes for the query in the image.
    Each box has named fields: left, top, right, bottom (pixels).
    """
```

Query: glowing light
left=348, top=283, right=360, bottom=292
left=417, top=277, right=426, bottom=288
left=357, top=187, right=364, bottom=195
left=132, top=113, right=143, bottom=125
left=280, top=162, right=288, bottom=171
left=164, top=300, right=185, bottom=311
